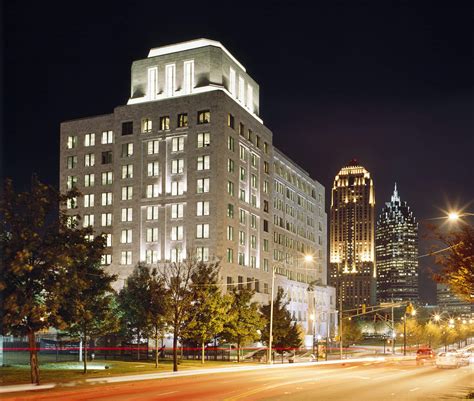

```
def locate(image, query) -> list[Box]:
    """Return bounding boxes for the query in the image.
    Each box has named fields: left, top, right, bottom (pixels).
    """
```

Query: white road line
left=409, top=387, right=420, bottom=392
left=157, top=391, right=178, bottom=396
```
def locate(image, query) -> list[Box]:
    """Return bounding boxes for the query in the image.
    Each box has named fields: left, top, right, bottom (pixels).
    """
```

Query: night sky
left=3, top=1, right=473, bottom=303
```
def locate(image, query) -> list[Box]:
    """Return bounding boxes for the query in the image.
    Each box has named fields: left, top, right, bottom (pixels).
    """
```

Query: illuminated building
left=59, top=39, right=336, bottom=336
left=437, top=284, right=473, bottom=318
left=329, top=159, right=376, bottom=308
left=375, top=184, right=418, bottom=303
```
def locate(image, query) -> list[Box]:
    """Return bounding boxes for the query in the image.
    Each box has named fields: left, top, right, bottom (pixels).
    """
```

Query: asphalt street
left=4, top=359, right=473, bottom=400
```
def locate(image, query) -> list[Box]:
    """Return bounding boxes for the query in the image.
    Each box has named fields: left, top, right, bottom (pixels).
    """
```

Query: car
left=456, top=351, right=471, bottom=366
left=416, top=348, right=436, bottom=365
left=436, top=352, right=461, bottom=369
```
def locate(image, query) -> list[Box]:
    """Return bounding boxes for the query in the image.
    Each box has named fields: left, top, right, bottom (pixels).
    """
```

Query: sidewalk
left=0, top=356, right=393, bottom=394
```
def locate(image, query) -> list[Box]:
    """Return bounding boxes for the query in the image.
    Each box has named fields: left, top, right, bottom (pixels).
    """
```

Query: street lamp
left=310, top=313, right=316, bottom=360
left=447, top=211, right=474, bottom=222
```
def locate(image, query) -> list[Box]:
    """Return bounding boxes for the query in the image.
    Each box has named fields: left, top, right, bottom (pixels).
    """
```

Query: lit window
left=240, top=167, right=246, bottom=181
left=251, top=235, right=257, bottom=249
left=177, top=113, right=188, bottom=128
left=122, top=164, right=133, bottom=179
left=83, top=214, right=94, bottom=227
left=160, top=116, right=170, bottom=131
left=239, top=209, right=246, bottom=224
left=263, top=142, right=269, bottom=154
left=197, top=110, right=210, bottom=124
left=147, top=140, right=159, bottom=155
left=84, top=133, right=95, bottom=147
left=251, top=154, right=258, bottom=168
left=239, top=189, right=246, bottom=201
left=101, top=254, right=112, bottom=265
left=171, top=203, right=184, bottom=219
left=227, top=248, right=234, bottom=263
left=197, top=178, right=210, bottom=193
left=171, top=226, right=183, bottom=241
left=146, top=227, right=159, bottom=242
left=84, top=153, right=95, bottom=167
left=146, top=184, right=159, bottom=198
left=121, top=207, right=133, bottom=222
left=147, top=205, right=159, bottom=220
left=251, top=214, right=257, bottom=229
left=227, top=203, right=234, bottom=218
left=84, top=174, right=94, bottom=187
left=121, top=143, right=133, bottom=158
left=196, top=201, right=209, bottom=216
left=227, top=181, right=234, bottom=196
left=247, top=84, right=254, bottom=112
left=102, top=172, right=113, bottom=185
left=251, top=174, right=257, bottom=188
left=183, top=60, right=194, bottom=95
left=67, top=156, right=77, bottom=169
left=121, top=251, right=132, bottom=265
left=171, top=181, right=185, bottom=196
left=171, top=159, right=184, bottom=174
left=238, top=252, right=245, bottom=266
left=101, top=130, right=113, bottom=144
left=239, top=231, right=246, bottom=245
left=264, top=161, right=269, bottom=174
left=170, top=248, right=182, bottom=263
left=147, top=67, right=158, bottom=101
left=142, top=118, right=152, bottom=133
left=146, top=249, right=159, bottom=264
left=104, top=234, right=112, bottom=247
left=239, top=145, right=246, bottom=161
left=227, top=136, right=235, bottom=151
left=101, top=213, right=112, bottom=227
left=67, top=135, right=77, bottom=149
left=147, top=161, right=159, bottom=177
left=263, top=180, right=269, bottom=193
left=197, top=133, right=210, bottom=148
left=121, top=186, right=133, bottom=200
left=171, top=137, right=184, bottom=152
left=227, top=226, right=234, bottom=241
left=227, top=114, right=234, bottom=129
left=197, top=155, right=210, bottom=170
left=229, top=67, right=236, bottom=96
left=228, top=159, right=234, bottom=172
left=165, top=64, right=176, bottom=97
left=196, top=247, right=209, bottom=262
left=121, top=229, right=132, bottom=244
left=196, top=224, right=210, bottom=239
left=67, top=197, right=77, bottom=209
left=250, top=256, right=257, bottom=268
left=238, top=76, right=245, bottom=103
left=263, top=239, right=269, bottom=252
left=101, top=192, right=112, bottom=206
left=67, top=175, right=77, bottom=190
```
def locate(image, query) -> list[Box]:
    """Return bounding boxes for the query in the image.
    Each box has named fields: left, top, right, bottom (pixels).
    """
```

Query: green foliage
left=222, top=287, right=265, bottom=362
left=261, top=288, right=303, bottom=352
left=182, top=261, right=231, bottom=363
left=432, top=224, right=474, bottom=302
left=342, top=319, right=363, bottom=347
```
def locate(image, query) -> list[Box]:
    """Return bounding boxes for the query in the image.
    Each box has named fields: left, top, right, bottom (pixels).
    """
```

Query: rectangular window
left=142, top=118, right=152, bottom=133
left=101, top=213, right=112, bottom=227
left=227, top=203, right=234, bottom=218
left=263, top=259, right=269, bottom=272
left=263, top=219, right=269, bottom=232
left=171, top=203, right=184, bottom=219
left=263, top=200, right=269, bottom=213
left=165, top=64, right=176, bottom=97
left=227, top=225, right=234, bottom=241
left=197, top=133, right=210, bottom=148
left=121, top=251, right=132, bottom=265
left=240, top=167, right=246, bottom=181
left=239, top=189, right=246, bottom=201
left=170, top=248, right=183, bottom=263
left=146, top=184, right=159, bottom=198
left=251, top=214, right=257, bottom=229
left=239, top=209, right=246, bottom=224
left=264, top=142, right=269, bottom=154
left=227, top=113, right=234, bottom=129
left=251, top=194, right=257, bottom=207
left=177, top=113, right=188, bottom=128
left=84, top=153, right=95, bottom=167
left=250, top=235, right=257, bottom=249
left=251, top=154, right=258, bottom=168
left=239, top=145, right=246, bottom=161
left=83, top=214, right=94, bottom=227
left=67, top=197, right=77, bottom=209
left=67, top=175, right=77, bottom=189
left=101, top=192, right=112, bottom=206
left=227, top=248, right=234, bottom=263
left=239, top=122, right=245, bottom=136
left=147, top=67, right=158, bottom=100
left=146, top=227, right=159, bottom=242
left=121, top=143, right=133, bottom=158
left=197, top=178, right=210, bottom=193
left=84, top=133, right=95, bottom=147
left=104, top=234, right=112, bottom=247
left=122, top=164, right=133, bottom=179
left=197, top=110, right=210, bottom=124
left=147, top=140, right=159, bottom=155
left=227, top=136, right=235, bottom=151
left=121, top=207, right=133, bottom=222
left=147, top=161, right=159, bottom=177
left=229, top=67, right=236, bottom=96
left=101, top=151, right=112, bottom=164
left=227, top=181, right=234, bottom=196
left=264, top=161, right=269, bottom=174
left=122, top=121, right=133, bottom=136
left=146, top=250, right=159, bottom=264
left=101, top=254, right=112, bottom=265
left=263, top=238, right=269, bottom=252
left=171, top=159, right=184, bottom=174
left=160, top=116, right=170, bottom=131
left=101, top=130, right=113, bottom=144
left=171, top=181, right=185, bottom=196
left=171, top=137, right=184, bottom=152
left=247, top=84, right=253, bottom=112
left=197, top=155, right=210, bottom=170
left=239, top=231, right=246, bottom=245
left=147, top=205, right=159, bottom=220
left=196, top=223, right=209, bottom=239
left=238, top=252, right=245, bottom=266
left=196, top=247, right=209, bottom=262
left=250, top=256, right=257, bottom=268
left=121, top=186, right=133, bottom=200
left=251, top=174, right=257, bottom=188
left=171, top=226, right=183, bottom=241
left=84, top=173, right=94, bottom=187
left=101, top=171, right=113, bottom=185
left=183, top=60, right=194, bottom=94
left=196, top=201, right=210, bottom=216
left=67, top=156, right=77, bottom=169
left=263, top=180, right=269, bottom=193
left=121, top=229, right=132, bottom=244
left=67, top=135, right=77, bottom=149
left=238, top=76, right=245, bottom=103
left=227, top=159, right=234, bottom=173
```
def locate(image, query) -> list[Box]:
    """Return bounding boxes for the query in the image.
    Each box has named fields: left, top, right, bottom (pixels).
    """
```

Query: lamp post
left=310, top=313, right=316, bottom=360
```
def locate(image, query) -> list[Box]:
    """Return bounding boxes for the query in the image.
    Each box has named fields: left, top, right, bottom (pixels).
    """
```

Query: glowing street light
left=449, top=318, right=455, bottom=325
left=304, top=254, right=314, bottom=263
left=448, top=212, right=460, bottom=221
left=433, top=314, right=441, bottom=322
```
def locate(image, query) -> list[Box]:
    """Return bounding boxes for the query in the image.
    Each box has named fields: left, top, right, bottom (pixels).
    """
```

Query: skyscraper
left=59, top=39, right=336, bottom=337
left=329, top=159, right=376, bottom=309
left=376, top=184, right=418, bottom=303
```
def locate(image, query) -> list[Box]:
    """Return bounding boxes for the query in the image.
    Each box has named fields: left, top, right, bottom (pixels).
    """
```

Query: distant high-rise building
left=437, top=284, right=473, bottom=317
left=375, top=184, right=418, bottom=303
left=329, top=159, right=376, bottom=309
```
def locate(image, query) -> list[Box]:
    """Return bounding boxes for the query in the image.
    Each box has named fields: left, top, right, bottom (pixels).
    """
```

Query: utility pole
left=339, top=263, right=343, bottom=360
left=391, top=302, right=395, bottom=354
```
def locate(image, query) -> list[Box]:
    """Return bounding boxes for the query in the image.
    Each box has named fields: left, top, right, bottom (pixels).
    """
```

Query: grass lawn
left=0, top=359, right=250, bottom=386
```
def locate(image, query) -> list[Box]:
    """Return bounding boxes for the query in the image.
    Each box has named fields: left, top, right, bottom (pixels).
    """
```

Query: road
left=4, top=359, right=473, bottom=400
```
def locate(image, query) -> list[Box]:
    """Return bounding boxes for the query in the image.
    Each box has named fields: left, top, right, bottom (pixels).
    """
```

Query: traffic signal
left=405, top=302, right=414, bottom=315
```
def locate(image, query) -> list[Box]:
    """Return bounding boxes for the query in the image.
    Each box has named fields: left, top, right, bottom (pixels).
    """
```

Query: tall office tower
left=329, top=159, right=376, bottom=309
left=437, top=284, right=473, bottom=318
left=376, top=184, right=418, bottom=303
left=59, top=39, right=335, bottom=337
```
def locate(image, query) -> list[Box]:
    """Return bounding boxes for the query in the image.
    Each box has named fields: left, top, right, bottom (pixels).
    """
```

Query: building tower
left=329, top=159, right=376, bottom=309
left=375, top=184, right=418, bottom=303
left=59, top=39, right=336, bottom=337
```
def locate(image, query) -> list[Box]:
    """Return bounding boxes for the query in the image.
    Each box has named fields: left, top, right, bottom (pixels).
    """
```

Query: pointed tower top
left=391, top=182, right=400, bottom=203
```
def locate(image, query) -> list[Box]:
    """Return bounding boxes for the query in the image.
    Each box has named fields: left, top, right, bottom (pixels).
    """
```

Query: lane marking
left=156, top=391, right=178, bottom=396
left=409, top=387, right=420, bottom=392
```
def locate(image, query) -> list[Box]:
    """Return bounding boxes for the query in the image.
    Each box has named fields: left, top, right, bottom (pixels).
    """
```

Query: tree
left=58, top=229, right=119, bottom=373
left=118, top=264, right=152, bottom=360
left=342, top=319, right=363, bottom=348
left=222, top=287, right=265, bottom=362
left=158, top=258, right=197, bottom=372
left=261, top=288, right=303, bottom=358
left=148, top=268, right=167, bottom=368
left=432, top=224, right=474, bottom=302
left=182, top=261, right=231, bottom=364
left=0, top=177, right=76, bottom=384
